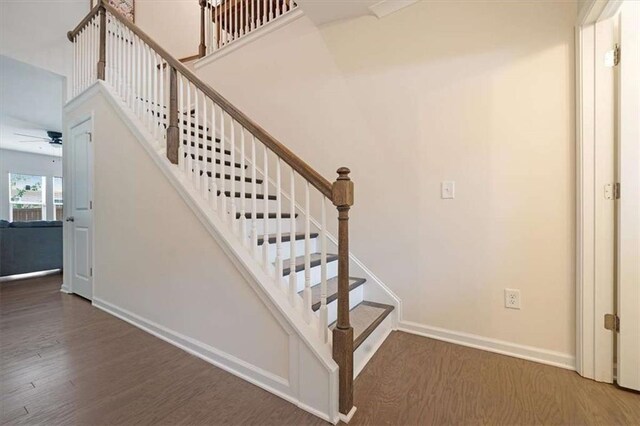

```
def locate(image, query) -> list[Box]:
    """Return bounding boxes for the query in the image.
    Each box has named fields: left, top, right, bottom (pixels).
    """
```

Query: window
left=53, top=177, right=63, bottom=220
left=9, top=174, right=46, bottom=222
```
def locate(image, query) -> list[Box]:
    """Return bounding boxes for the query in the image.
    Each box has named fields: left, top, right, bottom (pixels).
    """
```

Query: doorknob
left=66, top=217, right=75, bottom=222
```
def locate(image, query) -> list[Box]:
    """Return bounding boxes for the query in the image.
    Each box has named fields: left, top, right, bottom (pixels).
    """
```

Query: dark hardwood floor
left=2, top=274, right=639, bottom=425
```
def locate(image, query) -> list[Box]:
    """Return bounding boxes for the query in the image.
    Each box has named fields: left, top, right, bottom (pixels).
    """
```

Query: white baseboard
left=60, top=284, right=72, bottom=294
left=92, top=297, right=334, bottom=424
left=398, top=320, right=575, bottom=371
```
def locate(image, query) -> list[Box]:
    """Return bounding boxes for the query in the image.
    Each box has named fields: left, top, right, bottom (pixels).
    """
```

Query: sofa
left=0, top=220, right=63, bottom=277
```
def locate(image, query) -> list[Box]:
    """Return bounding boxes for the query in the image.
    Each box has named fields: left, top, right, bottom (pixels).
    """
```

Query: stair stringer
left=64, top=81, right=340, bottom=424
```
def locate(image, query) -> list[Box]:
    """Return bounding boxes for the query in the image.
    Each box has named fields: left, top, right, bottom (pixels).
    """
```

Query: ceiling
left=0, top=55, right=64, bottom=157
left=0, top=0, right=88, bottom=78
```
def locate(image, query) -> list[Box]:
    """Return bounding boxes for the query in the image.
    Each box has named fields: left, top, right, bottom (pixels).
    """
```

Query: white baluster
left=211, top=101, right=219, bottom=211
left=234, top=0, right=239, bottom=39
left=202, top=97, right=209, bottom=199
left=194, top=90, right=201, bottom=189
left=320, top=196, right=328, bottom=340
left=186, top=82, right=193, bottom=180
left=251, top=135, right=258, bottom=255
left=289, top=168, right=297, bottom=305
left=159, top=54, right=165, bottom=139
left=262, top=0, right=267, bottom=26
left=303, top=181, right=311, bottom=322
left=178, top=75, right=185, bottom=172
left=220, top=112, right=228, bottom=221
left=240, top=127, right=247, bottom=242
left=262, top=145, right=270, bottom=271
left=275, top=158, right=283, bottom=282
left=152, top=53, right=159, bottom=140
left=269, top=0, right=274, bottom=20
left=230, top=118, right=238, bottom=232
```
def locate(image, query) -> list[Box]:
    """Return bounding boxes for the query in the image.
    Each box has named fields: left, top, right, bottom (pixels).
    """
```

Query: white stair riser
left=324, top=285, right=364, bottom=326
left=241, top=217, right=296, bottom=235
left=281, top=260, right=338, bottom=292
left=262, top=237, right=318, bottom=264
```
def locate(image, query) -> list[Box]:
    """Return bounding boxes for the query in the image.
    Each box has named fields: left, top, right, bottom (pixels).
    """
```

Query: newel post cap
left=332, top=167, right=354, bottom=207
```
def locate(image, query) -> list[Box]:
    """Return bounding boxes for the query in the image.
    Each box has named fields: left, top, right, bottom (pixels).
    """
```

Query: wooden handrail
left=67, top=3, right=102, bottom=41
left=68, top=0, right=333, bottom=200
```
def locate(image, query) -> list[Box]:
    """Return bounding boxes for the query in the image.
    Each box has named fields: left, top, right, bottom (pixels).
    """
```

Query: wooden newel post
left=199, top=0, right=207, bottom=58
left=332, top=167, right=355, bottom=416
left=167, top=66, right=179, bottom=164
left=97, top=6, right=106, bottom=80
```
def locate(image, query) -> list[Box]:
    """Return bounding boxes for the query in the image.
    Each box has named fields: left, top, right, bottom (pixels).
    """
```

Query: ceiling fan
left=14, top=131, right=63, bottom=147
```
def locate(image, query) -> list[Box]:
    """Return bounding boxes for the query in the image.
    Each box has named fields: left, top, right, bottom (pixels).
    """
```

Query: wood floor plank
left=2, top=274, right=639, bottom=425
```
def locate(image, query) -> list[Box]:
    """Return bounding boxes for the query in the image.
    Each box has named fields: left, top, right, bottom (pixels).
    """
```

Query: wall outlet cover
left=504, top=288, right=521, bottom=309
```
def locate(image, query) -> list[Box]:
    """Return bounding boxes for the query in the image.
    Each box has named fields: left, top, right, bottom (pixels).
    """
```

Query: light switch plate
left=441, top=181, right=455, bottom=199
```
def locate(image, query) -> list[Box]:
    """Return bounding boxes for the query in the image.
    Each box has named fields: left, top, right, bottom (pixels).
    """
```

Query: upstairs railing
left=199, top=0, right=298, bottom=56
left=68, top=0, right=353, bottom=416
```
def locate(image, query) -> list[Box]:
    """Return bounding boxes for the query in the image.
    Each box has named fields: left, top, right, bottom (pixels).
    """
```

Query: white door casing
left=616, top=0, right=640, bottom=392
left=69, top=118, right=94, bottom=300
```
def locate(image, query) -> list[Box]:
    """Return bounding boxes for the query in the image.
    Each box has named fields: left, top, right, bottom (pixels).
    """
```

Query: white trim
left=92, top=297, right=336, bottom=424
left=369, top=0, right=417, bottom=19
left=398, top=321, right=575, bottom=371
left=339, top=406, right=357, bottom=424
left=194, top=10, right=304, bottom=69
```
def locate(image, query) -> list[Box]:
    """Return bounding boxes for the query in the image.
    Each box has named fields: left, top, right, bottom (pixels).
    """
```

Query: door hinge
left=90, top=200, right=93, bottom=209
left=614, top=183, right=621, bottom=199
left=90, top=267, right=93, bottom=277
left=87, top=131, right=93, bottom=142
left=614, top=44, right=621, bottom=66
left=604, top=313, right=620, bottom=332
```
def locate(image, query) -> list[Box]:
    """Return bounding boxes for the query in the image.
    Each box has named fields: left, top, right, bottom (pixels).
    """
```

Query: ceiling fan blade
left=14, top=133, right=49, bottom=141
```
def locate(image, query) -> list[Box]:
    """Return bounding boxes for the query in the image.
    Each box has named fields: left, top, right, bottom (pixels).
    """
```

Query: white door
left=616, top=0, right=640, bottom=391
left=68, top=119, right=94, bottom=300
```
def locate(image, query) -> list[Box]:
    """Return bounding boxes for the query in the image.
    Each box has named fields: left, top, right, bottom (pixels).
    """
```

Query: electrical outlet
left=504, top=289, right=521, bottom=310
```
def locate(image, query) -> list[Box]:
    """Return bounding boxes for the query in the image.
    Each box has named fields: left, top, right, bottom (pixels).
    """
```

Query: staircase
left=67, top=2, right=397, bottom=422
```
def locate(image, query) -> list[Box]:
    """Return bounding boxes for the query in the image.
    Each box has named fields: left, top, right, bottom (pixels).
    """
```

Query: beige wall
left=197, top=0, right=577, bottom=358
left=135, top=0, right=200, bottom=59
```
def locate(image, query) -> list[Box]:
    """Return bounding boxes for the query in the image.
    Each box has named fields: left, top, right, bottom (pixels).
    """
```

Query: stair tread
left=185, top=153, right=246, bottom=168
left=217, top=191, right=276, bottom=200
left=200, top=171, right=263, bottom=184
left=258, top=232, right=319, bottom=246
left=183, top=140, right=231, bottom=156
left=330, top=301, right=394, bottom=351
left=281, top=253, right=338, bottom=276
left=300, top=277, right=366, bottom=312
left=236, top=212, right=297, bottom=219
left=183, top=129, right=221, bottom=143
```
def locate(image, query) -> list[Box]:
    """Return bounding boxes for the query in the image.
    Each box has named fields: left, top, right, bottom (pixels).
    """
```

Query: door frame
left=575, top=0, right=624, bottom=383
left=62, top=113, right=95, bottom=297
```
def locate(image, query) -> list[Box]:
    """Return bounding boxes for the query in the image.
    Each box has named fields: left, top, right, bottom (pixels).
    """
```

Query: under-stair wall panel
left=64, top=87, right=338, bottom=422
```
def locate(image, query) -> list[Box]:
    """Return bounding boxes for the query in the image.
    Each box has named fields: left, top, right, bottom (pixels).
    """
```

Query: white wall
left=135, top=0, right=200, bottom=60
left=196, top=0, right=577, bottom=361
left=0, top=149, right=63, bottom=221
left=63, top=86, right=338, bottom=421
